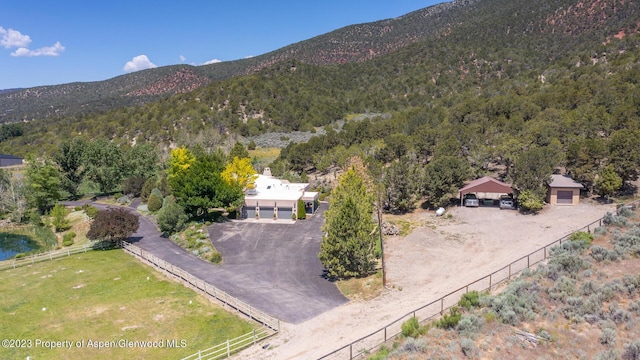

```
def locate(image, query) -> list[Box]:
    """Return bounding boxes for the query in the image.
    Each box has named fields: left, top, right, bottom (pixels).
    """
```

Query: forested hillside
left=1, top=0, right=640, bottom=210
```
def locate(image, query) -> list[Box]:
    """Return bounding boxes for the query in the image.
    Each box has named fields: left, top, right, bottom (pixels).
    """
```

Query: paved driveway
left=67, top=201, right=347, bottom=324
left=207, top=203, right=348, bottom=323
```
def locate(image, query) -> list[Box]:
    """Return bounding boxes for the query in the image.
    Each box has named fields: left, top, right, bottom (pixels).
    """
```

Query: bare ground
left=235, top=201, right=614, bottom=360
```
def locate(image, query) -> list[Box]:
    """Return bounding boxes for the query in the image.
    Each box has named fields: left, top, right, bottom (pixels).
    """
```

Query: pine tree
left=319, top=167, right=377, bottom=278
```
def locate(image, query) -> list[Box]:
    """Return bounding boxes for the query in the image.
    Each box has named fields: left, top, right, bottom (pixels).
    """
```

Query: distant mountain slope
left=0, top=1, right=471, bottom=123
left=0, top=0, right=638, bottom=146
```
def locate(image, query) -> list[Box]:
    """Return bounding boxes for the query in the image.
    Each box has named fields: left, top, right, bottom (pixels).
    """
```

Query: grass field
left=0, top=249, right=255, bottom=359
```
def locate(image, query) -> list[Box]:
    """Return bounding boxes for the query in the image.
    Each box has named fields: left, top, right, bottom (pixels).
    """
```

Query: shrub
left=87, top=208, right=139, bottom=244
left=480, top=280, right=539, bottom=325
left=547, top=276, right=577, bottom=302
left=595, top=349, right=622, bottom=360
left=603, top=212, right=628, bottom=227
left=591, top=245, right=619, bottom=262
left=518, top=190, right=544, bottom=213
left=460, top=337, right=478, bottom=358
left=618, top=206, right=635, bottom=218
left=594, top=226, right=608, bottom=236
left=157, top=196, right=188, bottom=235
left=459, top=291, right=481, bottom=310
left=297, top=198, right=306, bottom=220
left=436, top=306, right=462, bottom=329
left=209, top=251, right=222, bottom=264
left=623, top=340, right=640, bottom=360
left=247, top=140, right=257, bottom=150
left=600, top=328, right=617, bottom=346
left=62, top=231, right=76, bottom=245
left=116, top=195, right=131, bottom=205
left=569, top=231, right=593, bottom=246
left=389, top=337, right=428, bottom=356
left=456, top=314, right=484, bottom=338
left=82, top=204, right=99, bottom=219
left=401, top=317, right=427, bottom=338
left=50, top=204, right=70, bottom=232
left=140, top=178, right=156, bottom=202
left=14, top=253, right=26, bottom=259
left=147, top=189, right=163, bottom=212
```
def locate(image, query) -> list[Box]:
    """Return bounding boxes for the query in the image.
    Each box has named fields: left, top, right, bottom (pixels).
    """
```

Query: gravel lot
left=235, top=201, right=615, bottom=360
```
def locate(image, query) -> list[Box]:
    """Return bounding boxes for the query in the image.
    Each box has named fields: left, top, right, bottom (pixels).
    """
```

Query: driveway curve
left=65, top=201, right=347, bottom=324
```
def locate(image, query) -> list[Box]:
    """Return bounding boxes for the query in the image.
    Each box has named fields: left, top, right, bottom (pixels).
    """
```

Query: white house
left=242, top=168, right=319, bottom=220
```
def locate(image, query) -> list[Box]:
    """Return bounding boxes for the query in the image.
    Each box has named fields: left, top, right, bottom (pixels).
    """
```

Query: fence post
left=489, top=273, right=492, bottom=289
left=253, top=329, right=256, bottom=345
left=384, top=326, right=387, bottom=342
left=440, top=298, right=444, bottom=314
left=227, top=339, right=231, bottom=357
left=50, top=251, right=53, bottom=261
left=350, top=343, right=352, bottom=359
left=508, top=264, right=512, bottom=280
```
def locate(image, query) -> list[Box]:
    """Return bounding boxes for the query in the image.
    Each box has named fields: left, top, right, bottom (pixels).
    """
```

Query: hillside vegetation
left=1, top=0, right=640, bottom=208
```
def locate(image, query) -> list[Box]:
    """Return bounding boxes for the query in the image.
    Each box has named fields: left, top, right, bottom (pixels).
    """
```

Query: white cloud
left=0, top=27, right=31, bottom=48
left=203, top=58, right=222, bottom=65
left=1, top=26, right=64, bottom=57
left=123, top=55, right=157, bottom=72
left=179, top=55, right=186, bottom=62
left=11, top=41, right=65, bottom=57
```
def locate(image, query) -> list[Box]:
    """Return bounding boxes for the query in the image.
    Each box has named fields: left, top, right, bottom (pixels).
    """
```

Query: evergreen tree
left=229, top=142, right=250, bottom=160
left=383, top=157, right=419, bottom=214
left=54, top=137, right=87, bottom=198
left=319, top=167, right=377, bottom=278
left=595, top=164, right=623, bottom=200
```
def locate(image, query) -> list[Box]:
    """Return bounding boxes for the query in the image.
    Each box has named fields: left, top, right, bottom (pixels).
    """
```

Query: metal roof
left=548, top=174, right=584, bottom=189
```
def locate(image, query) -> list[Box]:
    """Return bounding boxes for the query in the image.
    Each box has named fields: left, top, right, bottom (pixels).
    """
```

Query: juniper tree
left=319, top=167, right=377, bottom=278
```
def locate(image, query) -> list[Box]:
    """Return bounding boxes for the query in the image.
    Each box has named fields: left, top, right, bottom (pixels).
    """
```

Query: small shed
left=0, top=153, right=23, bottom=167
left=458, top=176, right=513, bottom=206
left=547, top=174, right=583, bottom=205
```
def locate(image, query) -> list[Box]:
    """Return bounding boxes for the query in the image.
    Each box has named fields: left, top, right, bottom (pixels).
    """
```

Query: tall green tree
left=124, top=142, right=159, bottom=179
left=422, top=156, right=470, bottom=208
left=383, top=157, right=420, bottom=214
left=54, top=137, right=87, bottom=198
left=25, top=156, right=62, bottom=214
left=565, top=138, right=606, bottom=194
left=83, top=139, right=125, bottom=194
left=229, top=141, right=250, bottom=160
left=319, top=167, right=377, bottom=278
left=168, top=149, right=243, bottom=217
left=595, top=164, right=623, bottom=200
left=510, top=144, right=563, bottom=199
left=608, top=129, right=640, bottom=183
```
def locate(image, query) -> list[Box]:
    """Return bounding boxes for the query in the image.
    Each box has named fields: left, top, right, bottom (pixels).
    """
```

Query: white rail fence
left=0, top=242, right=94, bottom=271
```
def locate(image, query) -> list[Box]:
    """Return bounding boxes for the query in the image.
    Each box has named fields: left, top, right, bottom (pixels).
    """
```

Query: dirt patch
left=236, top=202, right=614, bottom=359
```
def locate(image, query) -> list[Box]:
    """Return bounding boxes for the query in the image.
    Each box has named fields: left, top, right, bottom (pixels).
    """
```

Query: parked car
left=499, top=195, right=515, bottom=210
left=464, top=193, right=479, bottom=207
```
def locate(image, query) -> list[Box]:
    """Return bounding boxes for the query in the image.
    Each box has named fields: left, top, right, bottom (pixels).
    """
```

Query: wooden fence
left=0, top=242, right=94, bottom=271
left=180, top=327, right=273, bottom=360
left=317, top=206, right=636, bottom=360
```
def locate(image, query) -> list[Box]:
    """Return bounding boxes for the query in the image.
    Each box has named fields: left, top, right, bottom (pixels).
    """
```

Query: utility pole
left=376, top=192, right=386, bottom=287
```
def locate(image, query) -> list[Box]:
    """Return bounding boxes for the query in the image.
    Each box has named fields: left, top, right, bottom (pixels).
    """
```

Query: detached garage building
left=547, top=174, right=583, bottom=205
left=458, top=176, right=513, bottom=206
left=242, top=171, right=319, bottom=220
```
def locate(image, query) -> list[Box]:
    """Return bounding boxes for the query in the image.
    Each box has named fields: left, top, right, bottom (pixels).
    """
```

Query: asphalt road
left=67, top=201, right=347, bottom=324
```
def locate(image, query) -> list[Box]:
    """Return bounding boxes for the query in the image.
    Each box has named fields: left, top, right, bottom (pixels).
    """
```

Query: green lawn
left=0, top=249, right=255, bottom=359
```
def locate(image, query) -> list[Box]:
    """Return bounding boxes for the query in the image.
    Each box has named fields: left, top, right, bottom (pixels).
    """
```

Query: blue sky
left=0, top=1, right=444, bottom=90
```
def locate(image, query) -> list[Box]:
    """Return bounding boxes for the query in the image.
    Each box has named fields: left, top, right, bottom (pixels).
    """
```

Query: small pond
left=0, top=233, right=40, bottom=261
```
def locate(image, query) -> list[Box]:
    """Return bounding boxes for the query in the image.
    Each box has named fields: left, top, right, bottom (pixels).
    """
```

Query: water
left=0, top=235, right=36, bottom=261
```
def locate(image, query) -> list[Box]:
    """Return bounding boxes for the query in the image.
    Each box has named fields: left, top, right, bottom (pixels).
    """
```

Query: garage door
left=243, top=207, right=257, bottom=219
left=259, top=206, right=275, bottom=220
left=557, top=191, right=573, bottom=204
left=278, top=207, right=293, bottom=220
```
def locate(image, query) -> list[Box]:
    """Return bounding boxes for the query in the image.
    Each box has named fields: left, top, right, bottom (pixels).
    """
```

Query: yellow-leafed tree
left=167, top=146, right=195, bottom=181
left=221, top=156, right=258, bottom=190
